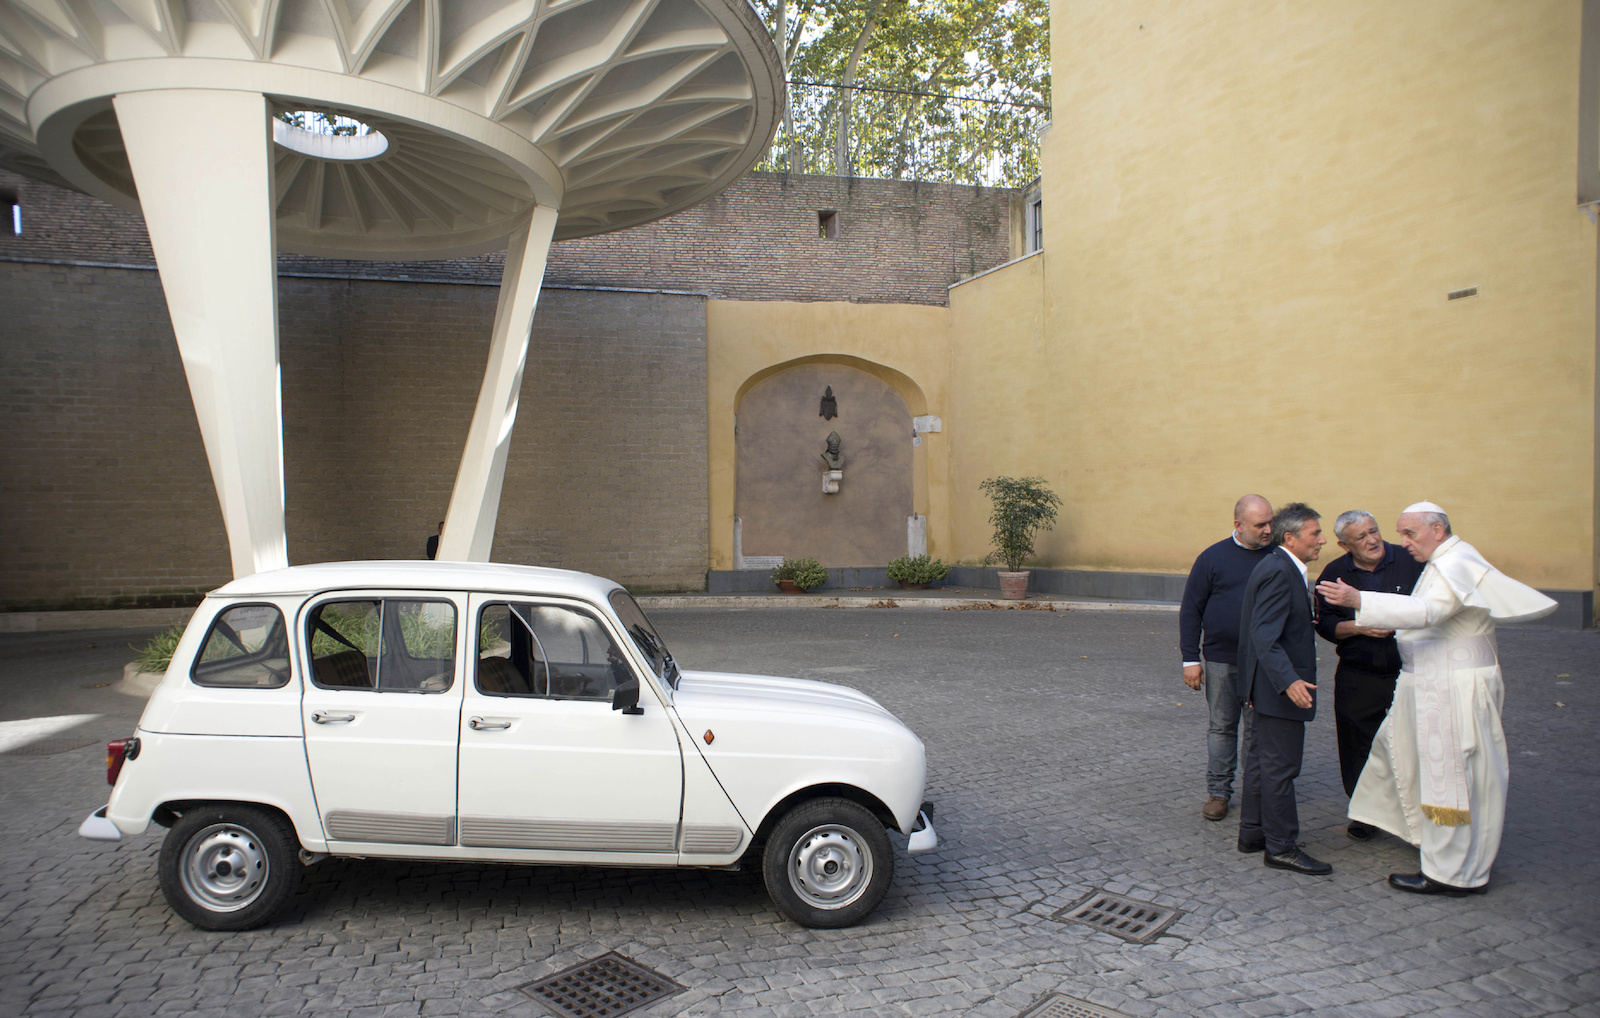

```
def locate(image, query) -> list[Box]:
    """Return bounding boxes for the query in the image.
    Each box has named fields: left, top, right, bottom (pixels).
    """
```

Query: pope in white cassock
left=1316, top=502, right=1556, bottom=896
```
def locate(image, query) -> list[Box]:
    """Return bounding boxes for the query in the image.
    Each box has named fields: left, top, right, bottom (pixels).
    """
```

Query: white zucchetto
left=1402, top=500, right=1448, bottom=515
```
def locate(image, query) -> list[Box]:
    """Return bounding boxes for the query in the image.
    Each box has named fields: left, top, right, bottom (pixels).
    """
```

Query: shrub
left=131, top=626, right=184, bottom=674
left=772, top=556, right=830, bottom=591
left=887, top=554, right=951, bottom=585
left=979, top=475, right=1063, bottom=571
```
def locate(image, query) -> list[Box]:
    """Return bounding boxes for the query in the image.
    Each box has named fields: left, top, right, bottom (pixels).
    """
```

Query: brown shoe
left=1202, top=797, right=1229, bottom=821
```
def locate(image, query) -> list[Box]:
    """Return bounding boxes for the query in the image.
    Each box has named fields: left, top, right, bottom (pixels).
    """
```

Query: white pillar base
left=437, top=207, right=559, bottom=562
left=114, top=89, right=286, bottom=578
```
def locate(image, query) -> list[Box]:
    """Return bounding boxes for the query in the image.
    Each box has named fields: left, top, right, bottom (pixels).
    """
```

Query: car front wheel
left=762, top=797, right=893, bottom=928
left=158, top=804, right=301, bottom=930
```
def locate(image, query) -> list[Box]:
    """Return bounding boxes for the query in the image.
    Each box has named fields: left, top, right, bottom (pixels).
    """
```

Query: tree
left=752, top=0, right=1049, bottom=187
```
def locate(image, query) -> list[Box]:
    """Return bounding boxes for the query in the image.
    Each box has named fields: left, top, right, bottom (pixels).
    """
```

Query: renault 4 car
left=78, top=561, right=936, bottom=929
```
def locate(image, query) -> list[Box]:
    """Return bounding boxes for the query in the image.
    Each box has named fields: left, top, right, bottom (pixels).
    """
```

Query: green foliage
left=397, top=607, right=454, bottom=659
left=130, top=626, right=183, bottom=674
left=310, top=604, right=379, bottom=658
left=979, top=475, right=1061, bottom=571
left=754, top=0, right=1050, bottom=186
left=771, top=556, right=831, bottom=591
left=886, top=554, right=951, bottom=584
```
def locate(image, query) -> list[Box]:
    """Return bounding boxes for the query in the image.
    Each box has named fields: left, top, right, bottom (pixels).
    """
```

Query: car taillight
left=106, top=737, right=139, bottom=785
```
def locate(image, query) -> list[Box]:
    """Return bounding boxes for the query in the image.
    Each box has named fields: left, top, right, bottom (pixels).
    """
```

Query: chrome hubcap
left=787, top=824, right=872, bottom=910
left=179, top=823, right=269, bottom=912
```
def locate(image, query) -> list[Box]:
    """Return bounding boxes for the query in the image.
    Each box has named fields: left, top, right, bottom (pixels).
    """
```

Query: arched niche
left=734, top=360, right=921, bottom=567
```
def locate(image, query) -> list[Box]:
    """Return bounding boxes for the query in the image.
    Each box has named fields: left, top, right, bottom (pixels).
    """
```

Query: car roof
left=209, top=561, right=625, bottom=601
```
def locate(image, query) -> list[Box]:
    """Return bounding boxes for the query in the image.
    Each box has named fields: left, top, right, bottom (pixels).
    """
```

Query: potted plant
left=979, top=475, right=1062, bottom=599
left=771, top=557, right=830, bottom=593
left=886, top=554, right=951, bottom=590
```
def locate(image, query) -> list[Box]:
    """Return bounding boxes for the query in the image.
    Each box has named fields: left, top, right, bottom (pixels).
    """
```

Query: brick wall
left=0, top=262, right=232, bottom=608
left=1, top=267, right=708, bottom=608
left=0, top=163, right=1005, bottom=606
left=2, top=170, right=1016, bottom=305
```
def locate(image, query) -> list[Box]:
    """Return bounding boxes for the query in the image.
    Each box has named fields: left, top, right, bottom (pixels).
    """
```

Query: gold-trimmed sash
left=1399, top=635, right=1496, bottom=827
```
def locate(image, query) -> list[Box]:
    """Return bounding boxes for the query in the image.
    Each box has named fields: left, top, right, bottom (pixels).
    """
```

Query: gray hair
left=1412, top=511, right=1452, bottom=536
left=1333, top=510, right=1376, bottom=542
left=1271, top=503, right=1321, bottom=546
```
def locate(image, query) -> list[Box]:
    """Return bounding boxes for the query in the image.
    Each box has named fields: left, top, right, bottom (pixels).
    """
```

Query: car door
left=300, top=592, right=465, bottom=850
left=456, top=594, right=684, bottom=860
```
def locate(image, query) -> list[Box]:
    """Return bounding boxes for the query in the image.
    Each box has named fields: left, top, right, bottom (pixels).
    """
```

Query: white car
left=79, top=561, right=936, bottom=930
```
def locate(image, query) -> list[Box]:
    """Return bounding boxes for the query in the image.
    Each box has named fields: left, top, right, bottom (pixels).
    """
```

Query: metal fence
left=758, top=80, right=1048, bottom=189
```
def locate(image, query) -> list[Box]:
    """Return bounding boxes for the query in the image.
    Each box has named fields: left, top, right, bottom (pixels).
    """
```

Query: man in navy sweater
left=1180, top=494, right=1275, bottom=821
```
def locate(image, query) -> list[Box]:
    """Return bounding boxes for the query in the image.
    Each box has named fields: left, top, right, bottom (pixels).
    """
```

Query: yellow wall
left=959, top=0, right=1596, bottom=588
left=704, top=4, right=1599, bottom=596
left=706, top=300, right=952, bottom=569
left=947, top=252, right=1049, bottom=565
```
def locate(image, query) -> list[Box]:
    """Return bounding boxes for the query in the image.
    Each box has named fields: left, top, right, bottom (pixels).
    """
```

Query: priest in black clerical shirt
left=1312, top=509, right=1425, bottom=840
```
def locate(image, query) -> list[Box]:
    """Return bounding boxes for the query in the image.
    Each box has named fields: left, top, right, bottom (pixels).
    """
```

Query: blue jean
left=1204, top=659, right=1253, bottom=800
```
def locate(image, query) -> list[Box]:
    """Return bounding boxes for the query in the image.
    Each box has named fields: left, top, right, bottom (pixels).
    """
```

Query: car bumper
left=78, top=805, right=121, bottom=841
left=907, top=807, right=937, bottom=855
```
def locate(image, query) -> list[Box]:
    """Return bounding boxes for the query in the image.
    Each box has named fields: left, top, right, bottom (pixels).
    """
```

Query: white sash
left=1400, top=634, right=1496, bottom=826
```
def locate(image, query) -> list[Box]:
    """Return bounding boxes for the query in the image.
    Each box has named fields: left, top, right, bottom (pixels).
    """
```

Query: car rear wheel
left=762, top=797, right=892, bottom=928
left=158, top=804, right=301, bottom=930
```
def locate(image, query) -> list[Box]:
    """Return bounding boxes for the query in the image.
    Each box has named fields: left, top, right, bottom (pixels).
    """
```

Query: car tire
left=158, top=804, right=301, bottom=931
left=762, top=797, right=893, bottom=928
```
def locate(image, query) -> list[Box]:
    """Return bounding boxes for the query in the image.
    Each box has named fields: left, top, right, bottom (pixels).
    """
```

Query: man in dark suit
left=1236, top=503, right=1330, bottom=875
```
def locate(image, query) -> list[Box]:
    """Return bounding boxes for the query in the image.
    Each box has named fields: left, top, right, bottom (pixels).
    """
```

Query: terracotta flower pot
left=777, top=579, right=800, bottom=593
left=998, top=570, right=1030, bottom=600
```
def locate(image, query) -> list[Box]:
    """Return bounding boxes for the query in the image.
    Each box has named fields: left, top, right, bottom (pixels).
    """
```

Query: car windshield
left=608, top=589, right=679, bottom=689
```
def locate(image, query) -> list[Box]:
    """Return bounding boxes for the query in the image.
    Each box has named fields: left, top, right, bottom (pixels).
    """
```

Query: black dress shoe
left=1237, top=832, right=1265, bottom=853
left=1347, top=821, right=1376, bottom=841
left=1263, top=848, right=1332, bottom=875
left=1388, top=872, right=1487, bottom=896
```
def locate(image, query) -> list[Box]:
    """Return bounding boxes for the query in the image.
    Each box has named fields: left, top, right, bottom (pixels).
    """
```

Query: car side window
left=192, top=604, right=291, bottom=688
left=477, top=602, right=632, bottom=701
left=308, top=599, right=456, bottom=692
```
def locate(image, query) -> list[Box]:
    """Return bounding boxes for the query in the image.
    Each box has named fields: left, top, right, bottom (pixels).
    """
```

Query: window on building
left=1029, top=198, right=1043, bottom=253
left=4, top=191, right=18, bottom=235
left=818, top=210, right=839, bottom=239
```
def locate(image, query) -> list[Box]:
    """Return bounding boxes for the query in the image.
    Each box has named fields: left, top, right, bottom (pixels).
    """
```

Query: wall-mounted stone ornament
left=819, top=386, right=838, bottom=420
left=821, top=431, right=843, bottom=494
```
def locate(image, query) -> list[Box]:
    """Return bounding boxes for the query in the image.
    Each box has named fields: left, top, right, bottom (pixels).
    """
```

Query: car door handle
left=311, top=711, right=356, bottom=725
left=468, top=716, right=512, bottom=731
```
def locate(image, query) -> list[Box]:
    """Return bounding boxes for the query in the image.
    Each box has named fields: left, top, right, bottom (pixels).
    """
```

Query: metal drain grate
left=1017, top=994, right=1138, bottom=1018
left=516, top=952, right=685, bottom=1018
left=1049, top=890, right=1180, bottom=943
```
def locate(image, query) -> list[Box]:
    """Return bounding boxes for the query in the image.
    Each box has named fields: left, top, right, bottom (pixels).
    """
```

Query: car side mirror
left=612, top=673, right=643, bottom=715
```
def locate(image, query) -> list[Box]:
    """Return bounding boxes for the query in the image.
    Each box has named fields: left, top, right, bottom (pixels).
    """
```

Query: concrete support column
left=437, top=206, right=559, bottom=561
left=114, top=89, right=286, bottom=578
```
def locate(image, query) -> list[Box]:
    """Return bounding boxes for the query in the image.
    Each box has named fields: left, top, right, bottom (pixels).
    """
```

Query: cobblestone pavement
left=2, top=610, right=1596, bottom=1018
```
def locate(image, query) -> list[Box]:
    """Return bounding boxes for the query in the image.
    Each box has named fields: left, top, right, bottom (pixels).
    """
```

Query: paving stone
left=3, top=613, right=1597, bottom=1017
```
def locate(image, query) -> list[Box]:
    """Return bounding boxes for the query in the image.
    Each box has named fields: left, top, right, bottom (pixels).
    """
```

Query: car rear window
left=191, top=604, right=291, bottom=688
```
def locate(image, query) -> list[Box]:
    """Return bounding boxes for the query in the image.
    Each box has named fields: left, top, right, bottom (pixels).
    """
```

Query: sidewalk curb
left=116, top=661, right=165, bottom=699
